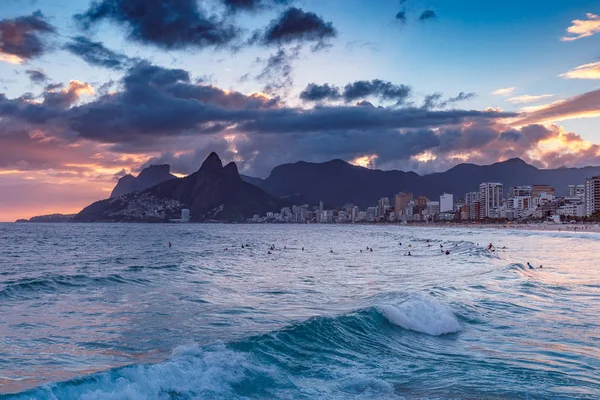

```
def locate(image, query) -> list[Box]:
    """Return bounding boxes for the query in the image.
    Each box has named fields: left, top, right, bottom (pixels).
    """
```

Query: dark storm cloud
left=300, top=80, right=412, bottom=105
left=355, top=100, right=375, bottom=107
left=64, top=36, right=134, bottom=70
left=299, top=83, right=341, bottom=102
left=237, top=106, right=511, bottom=135
left=446, top=92, right=476, bottom=104
left=0, top=61, right=520, bottom=177
left=8, top=60, right=594, bottom=177
left=62, top=61, right=283, bottom=141
left=395, top=11, right=407, bottom=24
left=222, top=0, right=291, bottom=13
left=342, top=79, right=411, bottom=104
left=499, top=130, right=521, bottom=141
left=419, top=10, right=437, bottom=22
left=74, top=0, right=239, bottom=50
left=42, top=80, right=94, bottom=109
left=422, top=91, right=477, bottom=109
left=256, top=47, right=299, bottom=92
left=422, top=93, right=442, bottom=109
left=253, top=7, right=336, bottom=49
left=0, top=11, right=56, bottom=61
left=25, top=69, right=49, bottom=85
left=44, top=82, right=63, bottom=91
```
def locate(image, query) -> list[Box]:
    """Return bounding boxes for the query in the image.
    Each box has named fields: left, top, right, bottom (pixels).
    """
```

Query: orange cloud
left=65, top=80, right=95, bottom=96
left=561, top=13, right=600, bottom=41
left=350, top=154, right=378, bottom=168
left=510, top=88, right=600, bottom=126
left=491, top=87, right=515, bottom=96
left=507, top=94, right=554, bottom=104
left=559, top=61, right=600, bottom=80
left=0, top=52, right=24, bottom=64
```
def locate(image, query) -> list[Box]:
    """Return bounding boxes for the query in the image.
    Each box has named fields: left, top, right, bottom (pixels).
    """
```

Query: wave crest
left=377, top=293, right=460, bottom=336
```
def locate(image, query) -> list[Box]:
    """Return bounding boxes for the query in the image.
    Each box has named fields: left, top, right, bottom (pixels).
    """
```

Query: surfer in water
left=168, top=242, right=171, bottom=248
left=527, top=262, right=534, bottom=269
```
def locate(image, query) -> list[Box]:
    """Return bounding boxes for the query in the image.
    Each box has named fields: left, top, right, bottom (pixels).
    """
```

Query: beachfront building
left=440, top=193, right=453, bottom=212
left=366, top=207, right=378, bottom=222
left=394, top=192, right=413, bottom=217
left=585, top=176, right=600, bottom=216
left=557, top=203, right=586, bottom=217
left=479, top=182, right=503, bottom=219
left=567, top=184, right=585, bottom=200
left=426, top=201, right=440, bottom=215
left=414, top=195, right=429, bottom=206
left=532, top=184, right=555, bottom=199
left=509, top=185, right=532, bottom=198
left=377, top=197, right=390, bottom=219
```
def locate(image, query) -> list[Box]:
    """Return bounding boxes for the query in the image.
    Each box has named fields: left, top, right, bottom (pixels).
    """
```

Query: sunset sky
left=1, top=0, right=599, bottom=221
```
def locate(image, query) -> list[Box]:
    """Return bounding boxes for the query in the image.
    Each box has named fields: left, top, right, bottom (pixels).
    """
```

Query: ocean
left=0, top=223, right=598, bottom=399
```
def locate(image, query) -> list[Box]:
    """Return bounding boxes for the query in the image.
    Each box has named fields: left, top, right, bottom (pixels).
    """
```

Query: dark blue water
left=0, top=223, right=599, bottom=399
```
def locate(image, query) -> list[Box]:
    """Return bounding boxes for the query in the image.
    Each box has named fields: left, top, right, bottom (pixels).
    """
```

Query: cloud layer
left=0, top=11, right=56, bottom=63
left=75, top=0, right=239, bottom=50
left=559, top=61, right=600, bottom=80
left=561, top=13, right=600, bottom=41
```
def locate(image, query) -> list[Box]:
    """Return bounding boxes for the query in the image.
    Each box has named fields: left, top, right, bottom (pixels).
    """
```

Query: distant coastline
left=13, top=218, right=600, bottom=233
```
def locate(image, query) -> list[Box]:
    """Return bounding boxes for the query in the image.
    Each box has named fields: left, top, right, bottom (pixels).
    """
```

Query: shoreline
left=7, top=220, right=600, bottom=233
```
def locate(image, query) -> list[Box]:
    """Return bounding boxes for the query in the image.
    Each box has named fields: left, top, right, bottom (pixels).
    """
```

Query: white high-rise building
left=181, top=209, right=190, bottom=222
left=567, top=184, right=585, bottom=199
left=465, top=191, right=479, bottom=204
left=479, top=182, right=503, bottom=219
left=439, top=193, right=454, bottom=212
left=585, top=176, right=600, bottom=217
left=509, top=185, right=532, bottom=198
left=426, top=201, right=440, bottom=215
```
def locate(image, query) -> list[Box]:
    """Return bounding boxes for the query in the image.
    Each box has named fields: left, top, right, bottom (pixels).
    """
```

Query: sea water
left=0, top=223, right=598, bottom=399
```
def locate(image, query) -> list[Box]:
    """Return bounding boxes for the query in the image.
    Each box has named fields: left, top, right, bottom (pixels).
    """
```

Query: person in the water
left=168, top=242, right=171, bottom=248
left=445, top=250, right=450, bottom=255
left=527, top=262, right=534, bottom=269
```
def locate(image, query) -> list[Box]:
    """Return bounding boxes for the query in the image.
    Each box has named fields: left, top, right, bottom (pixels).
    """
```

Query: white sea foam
left=29, top=344, right=278, bottom=400
left=378, top=293, right=461, bottom=336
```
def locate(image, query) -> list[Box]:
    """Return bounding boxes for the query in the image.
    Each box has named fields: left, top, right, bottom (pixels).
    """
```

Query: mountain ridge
left=75, top=153, right=283, bottom=222
left=245, top=157, right=600, bottom=208
left=110, top=164, right=176, bottom=198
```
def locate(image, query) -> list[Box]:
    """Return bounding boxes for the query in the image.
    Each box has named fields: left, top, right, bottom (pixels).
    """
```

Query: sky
left=0, top=0, right=599, bottom=221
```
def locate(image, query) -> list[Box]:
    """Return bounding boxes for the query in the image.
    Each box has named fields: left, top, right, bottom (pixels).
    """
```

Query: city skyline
left=1, top=0, right=600, bottom=220
left=246, top=177, right=598, bottom=224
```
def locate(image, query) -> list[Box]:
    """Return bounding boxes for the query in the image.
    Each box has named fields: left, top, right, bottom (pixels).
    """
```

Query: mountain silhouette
left=248, top=157, right=600, bottom=208
left=76, top=153, right=283, bottom=222
left=110, top=164, right=176, bottom=198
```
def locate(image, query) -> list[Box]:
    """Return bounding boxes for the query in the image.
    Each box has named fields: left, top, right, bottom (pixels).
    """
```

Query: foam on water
left=15, top=344, right=281, bottom=400
left=2, top=223, right=600, bottom=399
left=377, top=293, right=461, bottom=336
